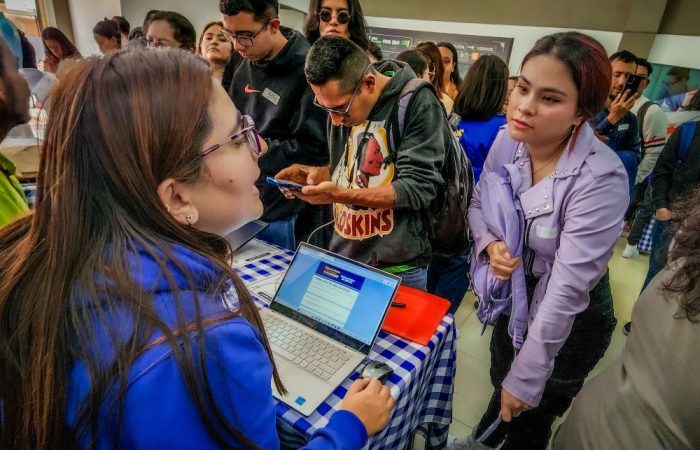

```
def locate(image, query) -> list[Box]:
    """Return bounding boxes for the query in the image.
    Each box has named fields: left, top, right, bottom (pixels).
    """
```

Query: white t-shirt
left=630, top=96, right=668, bottom=152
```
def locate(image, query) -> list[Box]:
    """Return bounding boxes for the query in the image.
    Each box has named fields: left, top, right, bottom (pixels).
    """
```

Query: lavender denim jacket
left=468, top=123, right=628, bottom=407
left=470, top=163, right=529, bottom=350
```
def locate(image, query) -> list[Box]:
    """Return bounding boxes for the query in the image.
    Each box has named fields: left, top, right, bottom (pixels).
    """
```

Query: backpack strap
left=637, top=100, right=654, bottom=153
left=678, top=120, right=697, bottom=165
left=387, top=78, right=438, bottom=159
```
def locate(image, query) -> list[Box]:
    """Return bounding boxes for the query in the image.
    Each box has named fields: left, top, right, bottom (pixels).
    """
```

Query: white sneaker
left=446, top=432, right=492, bottom=450
left=446, top=435, right=473, bottom=450
left=622, top=244, right=639, bottom=259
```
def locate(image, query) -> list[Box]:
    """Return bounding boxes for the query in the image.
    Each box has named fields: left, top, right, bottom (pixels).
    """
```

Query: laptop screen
left=270, top=243, right=400, bottom=354
left=225, top=220, right=268, bottom=252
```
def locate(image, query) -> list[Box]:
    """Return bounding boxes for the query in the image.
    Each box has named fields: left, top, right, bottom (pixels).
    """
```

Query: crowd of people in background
left=0, top=0, right=699, bottom=449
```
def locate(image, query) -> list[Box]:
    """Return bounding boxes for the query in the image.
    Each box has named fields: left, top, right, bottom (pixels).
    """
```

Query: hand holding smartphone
left=623, top=74, right=643, bottom=97
left=266, top=177, right=304, bottom=191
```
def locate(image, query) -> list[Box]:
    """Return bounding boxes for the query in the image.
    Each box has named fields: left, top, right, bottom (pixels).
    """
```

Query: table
left=0, top=137, right=40, bottom=181
left=21, top=183, right=37, bottom=209
left=0, top=109, right=46, bottom=183
left=233, top=239, right=456, bottom=450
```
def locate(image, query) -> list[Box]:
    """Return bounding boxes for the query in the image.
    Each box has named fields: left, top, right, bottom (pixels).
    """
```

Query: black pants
left=624, top=179, right=648, bottom=223
left=627, top=184, right=655, bottom=247
left=474, top=272, right=617, bottom=450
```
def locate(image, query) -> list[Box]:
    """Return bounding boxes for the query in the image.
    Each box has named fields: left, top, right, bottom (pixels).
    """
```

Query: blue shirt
left=591, top=108, right=641, bottom=156
left=0, top=13, right=23, bottom=67
left=456, top=114, right=507, bottom=183
left=66, top=243, right=368, bottom=449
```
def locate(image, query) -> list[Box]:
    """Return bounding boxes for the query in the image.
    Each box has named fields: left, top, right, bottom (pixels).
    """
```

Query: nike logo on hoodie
left=244, top=84, right=262, bottom=94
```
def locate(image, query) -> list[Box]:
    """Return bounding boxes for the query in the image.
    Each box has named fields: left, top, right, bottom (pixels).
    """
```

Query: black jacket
left=228, top=28, right=329, bottom=221
left=326, top=61, right=448, bottom=268
left=652, top=122, right=700, bottom=210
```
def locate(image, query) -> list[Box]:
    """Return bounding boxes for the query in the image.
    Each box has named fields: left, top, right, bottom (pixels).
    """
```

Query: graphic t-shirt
left=332, top=121, right=395, bottom=241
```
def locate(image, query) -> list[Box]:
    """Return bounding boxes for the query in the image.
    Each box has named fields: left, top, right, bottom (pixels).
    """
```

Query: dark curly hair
left=664, top=187, right=700, bottom=321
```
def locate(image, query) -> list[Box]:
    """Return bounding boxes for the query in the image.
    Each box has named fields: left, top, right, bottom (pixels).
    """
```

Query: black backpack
left=387, top=78, right=474, bottom=258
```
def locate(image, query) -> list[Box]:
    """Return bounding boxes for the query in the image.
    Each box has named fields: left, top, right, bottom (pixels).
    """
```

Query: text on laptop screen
left=274, top=245, right=399, bottom=346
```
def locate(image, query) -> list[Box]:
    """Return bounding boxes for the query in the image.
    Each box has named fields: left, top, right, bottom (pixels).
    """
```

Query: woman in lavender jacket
left=454, top=33, right=629, bottom=449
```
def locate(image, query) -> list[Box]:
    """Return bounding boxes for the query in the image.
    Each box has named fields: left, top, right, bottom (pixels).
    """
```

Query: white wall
left=365, top=16, right=624, bottom=75
left=68, top=0, right=122, bottom=56
left=280, top=0, right=310, bottom=13
left=648, top=34, right=700, bottom=70
left=120, top=0, right=219, bottom=41
left=76, top=4, right=699, bottom=70
left=279, top=7, right=306, bottom=32
left=119, top=0, right=305, bottom=42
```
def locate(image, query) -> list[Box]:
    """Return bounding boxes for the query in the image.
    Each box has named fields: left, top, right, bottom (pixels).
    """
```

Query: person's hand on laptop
left=339, top=378, right=395, bottom=436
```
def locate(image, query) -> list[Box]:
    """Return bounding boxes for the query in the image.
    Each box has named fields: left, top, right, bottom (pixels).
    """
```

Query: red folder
left=381, top=285, right=451, bottom=346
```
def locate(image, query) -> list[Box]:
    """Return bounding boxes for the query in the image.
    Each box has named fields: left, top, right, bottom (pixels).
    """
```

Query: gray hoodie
left=327, top=61, right=449, bottom=268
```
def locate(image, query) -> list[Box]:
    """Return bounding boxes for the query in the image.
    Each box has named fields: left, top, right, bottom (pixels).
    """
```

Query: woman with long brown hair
left=437, top=42, right=461, bottom=101
left=416, top=41, right=453, bottom=113
left=41, top=26, right=80, bottom=73
left=0, top=49, right=392, bottom=450
left=197, top=21, right=233, bottom=91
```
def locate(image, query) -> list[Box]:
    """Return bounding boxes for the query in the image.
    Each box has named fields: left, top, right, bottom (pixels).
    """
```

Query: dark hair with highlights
left=142, top=9, right=160, bottom=29
left=0, top=49, right=282, bottom=450
left=197, top=21, right=230, bottom=58
left=93, top=18, right=121, bottom=46
left=396, top=49, right=429, bottom=79
left=521, top=32, right=611, bottom=121
left=111, top=16, right=130, bottom=35
left=664, top=187, right=700, bottom=322
left=41, top=27, right=81, bottom=65
left=304, top=0, right=370, bottom=51
left=416, top=41, right=446, bottom=95
left=437, top=42, right=462, bottom=87
left=454, top=54, right=508, bottom=120
left=148, top=11, right=197, bottom=51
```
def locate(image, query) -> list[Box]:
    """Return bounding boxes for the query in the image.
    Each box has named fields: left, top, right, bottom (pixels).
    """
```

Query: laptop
left=259, top=243, right=401, bottom=416
left=224, top=220, right=268, bottom=252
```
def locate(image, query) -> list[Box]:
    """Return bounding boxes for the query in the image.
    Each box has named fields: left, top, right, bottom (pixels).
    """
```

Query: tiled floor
left=418, top=237, right=650, bottom=448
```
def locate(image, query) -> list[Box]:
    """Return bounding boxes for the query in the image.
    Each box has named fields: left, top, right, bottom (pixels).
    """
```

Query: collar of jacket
left=510, top=122, right=596, bottom=220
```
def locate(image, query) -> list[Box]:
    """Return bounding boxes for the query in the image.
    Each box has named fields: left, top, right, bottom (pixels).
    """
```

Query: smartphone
left=265, top=177, right=304, bottom=191
left=623, top=74, right=643, bottom=96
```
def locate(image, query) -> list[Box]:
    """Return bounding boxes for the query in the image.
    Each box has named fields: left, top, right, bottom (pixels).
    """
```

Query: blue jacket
left=66, top=243, right=367, bottom=449
left=0, top=13, right=23, bottom=67
left=456, top=115, right=507, bottom=183
left=591, top=109, right=641, bottom=156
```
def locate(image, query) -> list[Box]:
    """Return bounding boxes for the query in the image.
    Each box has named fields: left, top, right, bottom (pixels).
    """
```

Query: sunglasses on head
left=319, top=9, right=351, bottom=25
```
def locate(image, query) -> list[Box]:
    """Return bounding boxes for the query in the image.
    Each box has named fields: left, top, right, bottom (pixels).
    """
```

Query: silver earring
left=186, top=215, right=193, bottom=226
left=166, top=204, right=171, bottom=213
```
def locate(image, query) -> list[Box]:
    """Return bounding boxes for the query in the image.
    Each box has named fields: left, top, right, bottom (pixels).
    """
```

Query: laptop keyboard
left=262, top=314, right=352, bottom=381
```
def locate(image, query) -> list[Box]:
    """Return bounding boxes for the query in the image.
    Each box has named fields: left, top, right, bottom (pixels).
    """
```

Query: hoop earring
left=186, top=215, right=193, bottom=226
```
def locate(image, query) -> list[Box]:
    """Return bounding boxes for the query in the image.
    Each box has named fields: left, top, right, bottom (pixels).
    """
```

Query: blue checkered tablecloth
left=637, top=218, right=655, bottom=253
left=21, top=182, right=36, bottom=209
left=235, top=240, right=456, bottom=450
